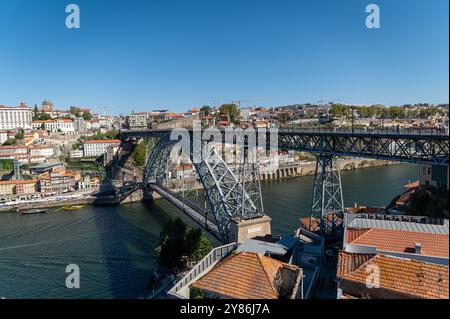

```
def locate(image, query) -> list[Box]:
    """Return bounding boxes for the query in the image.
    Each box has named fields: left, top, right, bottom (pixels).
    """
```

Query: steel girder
left=310, top=155, right=344, bottom=237
left=121, top=130, right=449, bottom=166
left=277, top=133, right=449, bottom=165
left=143, top=133, right=263, bottom=243
left=238, top=158, right=264, bottom=215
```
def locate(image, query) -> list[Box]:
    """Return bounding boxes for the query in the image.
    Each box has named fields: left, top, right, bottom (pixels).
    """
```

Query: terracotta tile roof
left=299, top=217, right=321, bottom=232
left=346, top=228, right=449, bottom=258
left=339, top=253, right=449, bottom=299
left=32, top=120, right=53, bottom=124
left=0, top=145, right=28, bottom=150
left=0, top=179, right=38, bottom=185
left=337, top=251, right=375, bottom=277
left=84, top=139, right=121, bottom=144
left=345, top=228, right=371, bottom=243
left=299, top=214, right=343, bottom=233
left=192, top=252, right=299, bottom=299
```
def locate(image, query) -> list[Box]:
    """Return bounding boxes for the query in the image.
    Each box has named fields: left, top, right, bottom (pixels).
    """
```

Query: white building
left=73, top=117, right=86, bottom=131
left=83, top=139, right=121, bottom=157
left=0, top=103, right=33, bottom=130
left=32, top=119, right=75, bottom=132
left=0, top=131, right=8, bottom=144
left=30, top=146, right=54, bottom=157
left=46, top=119, right=74, bottom=132
left=125, top=113, right=149, bottom=129
left=69, top=150, right=84, bottom=159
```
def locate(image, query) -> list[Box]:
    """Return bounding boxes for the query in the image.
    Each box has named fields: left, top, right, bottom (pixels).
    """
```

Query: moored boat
left=18, top=209, right=47, bottom=215
left=63, top=205, right=85, bottom=211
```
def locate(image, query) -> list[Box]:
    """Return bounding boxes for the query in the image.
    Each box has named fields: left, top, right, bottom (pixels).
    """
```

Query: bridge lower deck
left=148, top=183, right=221, bottom=240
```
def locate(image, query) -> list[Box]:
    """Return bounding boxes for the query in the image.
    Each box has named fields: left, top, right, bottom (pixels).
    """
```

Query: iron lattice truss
left=310, top=155, right=345, bottom=237
left=120, top=130, right=449, bottom=166
left=143, top=135, right=178, bottom=184
left=238, top=157, right=264, bottom=215
left=276, top=132, right=449, bottom=165
left=142, top=133, right=263, bottom=243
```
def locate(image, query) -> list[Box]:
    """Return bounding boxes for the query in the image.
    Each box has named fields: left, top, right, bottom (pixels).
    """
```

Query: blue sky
left=0, top=0, right=448, bottom=114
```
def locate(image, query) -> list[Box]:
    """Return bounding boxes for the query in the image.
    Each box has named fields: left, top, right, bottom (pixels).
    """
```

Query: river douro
left=0, top=164, right=417, bottom=298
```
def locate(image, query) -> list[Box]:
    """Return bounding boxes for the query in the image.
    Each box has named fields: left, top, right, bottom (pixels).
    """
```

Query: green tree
left=15, top=132, right=24, bottom=140
left=82, top=111, right=92, bottom=121
left=132, top=141, right=146, bottom=166
left=70, top=106, right=82, bottom=116
left=185, top=228, right=212, bottom=263
left=157, top=218, right=213, bottom=272
left=158, top=218, right=189, bottom=271
left=330, top=104, right=351, bottom=118
left=388, top=106, right=406, bottom=119
left=0, top=159, right=13, bottom=171
left=199, top=105, right=211, bottom=117
left=2, top=139, right=16, bottom=146
left=37, top=110, right=51, bottom=121
left=219, top=103, right=240, bottom=123
left=33, top=104, right=39, bottom=119
left=72, top=142, right=82, bottom=150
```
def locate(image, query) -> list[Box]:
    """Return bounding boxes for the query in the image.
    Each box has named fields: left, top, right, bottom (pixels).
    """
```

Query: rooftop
left=84, top=139, right=121, bottom=144
left=345, top=228, right=449, bottom=258
left=337, top=252, right=449, bottom=299
left=192, top=251, right=300, bottom=299
left=0, top=179, right=38, bottom=185
left=346, top=215, right=449, bottom=235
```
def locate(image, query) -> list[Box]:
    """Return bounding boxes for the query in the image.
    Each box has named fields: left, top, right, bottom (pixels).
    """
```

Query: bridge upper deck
left=119, top=127, right=449, bottom=139
left=119, top=127, right=449, bottom=166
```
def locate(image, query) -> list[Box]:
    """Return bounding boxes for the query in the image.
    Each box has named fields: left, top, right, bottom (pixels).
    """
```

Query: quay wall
left=260, top=158, right=398, bottom=181
left=0, top=197, right=95, bottom=213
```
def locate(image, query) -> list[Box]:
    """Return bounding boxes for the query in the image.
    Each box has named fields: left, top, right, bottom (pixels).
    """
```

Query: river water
left=0, top=164, right=417, bottom=299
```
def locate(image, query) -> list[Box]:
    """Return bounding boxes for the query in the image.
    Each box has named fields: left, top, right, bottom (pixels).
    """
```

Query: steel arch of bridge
left=142, top=133, right=263, bottom=243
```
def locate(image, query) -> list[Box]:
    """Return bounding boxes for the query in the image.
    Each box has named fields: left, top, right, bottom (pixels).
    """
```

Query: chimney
left=415, top=243, right=422, bottom=254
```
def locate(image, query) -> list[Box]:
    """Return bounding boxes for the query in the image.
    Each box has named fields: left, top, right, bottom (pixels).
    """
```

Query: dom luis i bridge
left=113, top=127, right=449, bottom=244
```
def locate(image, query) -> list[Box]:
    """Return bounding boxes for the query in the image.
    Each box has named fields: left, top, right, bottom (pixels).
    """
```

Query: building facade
left=125, top=113, right=149, bottom=129
left=38, top=170, right=79, bottom=195
left=32, top=119, right=75, bottom=132
left=0, top=104, right=33, bottom=130
left=0, top=180, right=38, bottom=196
left=83, top=139, right=121, bottom=157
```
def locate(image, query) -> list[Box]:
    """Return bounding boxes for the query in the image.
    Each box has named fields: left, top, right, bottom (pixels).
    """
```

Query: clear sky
left=0, top=0, right=448, bottom=114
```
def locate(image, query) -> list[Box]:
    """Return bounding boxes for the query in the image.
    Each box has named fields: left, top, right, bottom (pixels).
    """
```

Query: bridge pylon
left=310, top=154, right=344, bottom=237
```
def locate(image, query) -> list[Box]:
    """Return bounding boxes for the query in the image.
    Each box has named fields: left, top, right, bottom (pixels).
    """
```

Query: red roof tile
left=347, top=228, right=449, bottom=258
left=192, top=252, right=300, bottom=299
left=84, top=139, right=121, bottom=144
left=338, top=253, right=449, bottom=299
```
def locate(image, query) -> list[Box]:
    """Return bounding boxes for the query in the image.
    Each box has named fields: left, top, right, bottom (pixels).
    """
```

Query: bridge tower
left=310, top=155, right=344, bottom=237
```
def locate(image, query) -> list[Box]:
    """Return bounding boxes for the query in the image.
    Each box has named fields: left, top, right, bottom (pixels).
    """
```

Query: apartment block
left=83, top=139, right=121, bottom=157
left=0, top=180, right=38, bottom=196
left=0, top=103, right=33, bottom=130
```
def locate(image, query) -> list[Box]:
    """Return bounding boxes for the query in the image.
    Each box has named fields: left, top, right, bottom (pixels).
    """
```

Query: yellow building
left=0, top=180, right=38, bottom=195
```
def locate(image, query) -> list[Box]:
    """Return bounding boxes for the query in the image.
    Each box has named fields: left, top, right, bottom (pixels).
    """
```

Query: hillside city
left=1, top=100, right=448, bottom=205
left=0, top=99, right=448, bottom=301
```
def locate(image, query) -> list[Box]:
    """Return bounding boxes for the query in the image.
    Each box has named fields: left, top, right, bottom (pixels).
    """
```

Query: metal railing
left=167, top=242, right=239, bottom=299
left=121, top=126, right=449, bottom=137
left=278, top=127, right=449, bottom=136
